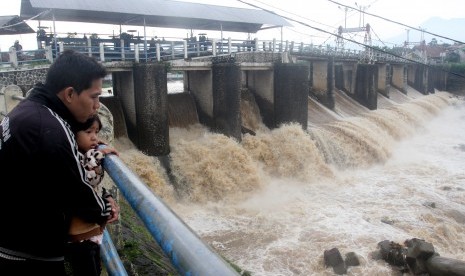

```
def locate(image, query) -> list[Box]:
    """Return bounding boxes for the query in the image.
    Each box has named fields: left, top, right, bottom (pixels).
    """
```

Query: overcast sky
left=1, top=0, right=465, bottom=51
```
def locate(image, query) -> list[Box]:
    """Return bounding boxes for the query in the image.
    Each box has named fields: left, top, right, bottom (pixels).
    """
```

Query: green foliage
left=450, top=63, right=465, bottom=71
left=445, top=52, right=461, bottom=63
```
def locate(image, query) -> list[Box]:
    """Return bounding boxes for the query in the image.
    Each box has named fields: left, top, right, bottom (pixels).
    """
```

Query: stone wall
left=0, top=67, right=48, bottom=95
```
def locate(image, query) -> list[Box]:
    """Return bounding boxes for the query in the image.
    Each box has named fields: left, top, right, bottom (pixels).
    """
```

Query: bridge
left=0, top=37, right=451, bottom=157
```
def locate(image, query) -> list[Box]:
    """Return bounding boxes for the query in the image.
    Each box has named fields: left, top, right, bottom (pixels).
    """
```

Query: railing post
left=285, top=40, right=289, bottom=52
left=135, top=44, right=139, bottom=62
left=99, top=43, right=105, bottom=62
left=272, top=38, right=276, bottom=52
left=171, top=41, right=175, bottom=59
left=228, top=37, right=232, bottom=54
left=156, top=43, right=161, bottom=61
left=212, top=39, right=217, bottom=56
left=58, top=41, right=64, bottom=53
left=289, top=41, right=294, bottom=53
left=300, top=42, right=304, bottom=53
left=45, top=46, right=53, bottom=63
left=183, top=40, right=188, bottom=59
left=254, top=38, right=258, bottom=51
left=120, top=39, right=125, bottom=61
left=8, top=48, right=18, bottom=68
left=87, top=37, right=92, bottom=57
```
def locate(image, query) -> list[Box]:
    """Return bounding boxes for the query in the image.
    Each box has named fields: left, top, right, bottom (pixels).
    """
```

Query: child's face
left=76, top=121, right=100, bottom=152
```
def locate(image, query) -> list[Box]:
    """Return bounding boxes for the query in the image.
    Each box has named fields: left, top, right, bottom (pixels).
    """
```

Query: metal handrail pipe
left=101, top=229, right=128, bottom=276
left=102, top=152, right=239, bottom=276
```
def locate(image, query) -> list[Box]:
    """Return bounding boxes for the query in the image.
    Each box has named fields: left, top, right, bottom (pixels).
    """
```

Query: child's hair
left=73, top=114, right=102, bottom=133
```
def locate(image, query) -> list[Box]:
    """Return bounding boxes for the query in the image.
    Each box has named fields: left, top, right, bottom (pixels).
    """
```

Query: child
left=65, top=114, right=119, bottom=276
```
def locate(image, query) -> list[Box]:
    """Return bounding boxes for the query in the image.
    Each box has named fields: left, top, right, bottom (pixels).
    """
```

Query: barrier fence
left=1, top=36, right=412, bottom=70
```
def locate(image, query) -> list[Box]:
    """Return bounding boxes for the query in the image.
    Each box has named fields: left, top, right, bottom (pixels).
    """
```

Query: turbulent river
left=113, top=88, right=465, bottom=275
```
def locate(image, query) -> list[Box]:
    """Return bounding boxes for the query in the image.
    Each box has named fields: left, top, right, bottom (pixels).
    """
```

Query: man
left=13, top=40, right=23, bottom=60
left=0, top=49, right=119, bottom=275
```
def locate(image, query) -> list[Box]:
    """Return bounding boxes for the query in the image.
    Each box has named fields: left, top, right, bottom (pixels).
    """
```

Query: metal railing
left=101, top=150, right=240, bottom=276
left=101, top=229, right=128, bottom=276
left=1, top=88, right=236, bottom=275
left=1, top=36, right=418, bottom=70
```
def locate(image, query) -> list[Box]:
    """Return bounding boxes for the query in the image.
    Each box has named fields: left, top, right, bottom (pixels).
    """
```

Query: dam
left=1, top=51, right=464, bottom=275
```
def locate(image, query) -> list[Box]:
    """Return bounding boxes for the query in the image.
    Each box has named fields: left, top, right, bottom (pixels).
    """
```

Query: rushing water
left=114, top=89, right=465, bottom=275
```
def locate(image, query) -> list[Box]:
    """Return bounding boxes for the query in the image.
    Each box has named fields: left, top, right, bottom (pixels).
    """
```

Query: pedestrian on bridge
left=0, top=49, right=117, bottom=275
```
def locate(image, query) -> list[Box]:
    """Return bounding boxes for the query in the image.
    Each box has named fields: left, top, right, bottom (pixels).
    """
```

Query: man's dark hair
left=45, top=49, right=107, bottom=95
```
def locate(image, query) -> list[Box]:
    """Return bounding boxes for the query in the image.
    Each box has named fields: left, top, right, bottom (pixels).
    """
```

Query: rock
left=345, top=252, right=360, bottom=267
left=405, top=238, right=435, bottom=260
left=425, top=256, right=465, bottom=276
left=377, top=240, right=407, bottom=267
left=324, top=247, right=347, bottom=275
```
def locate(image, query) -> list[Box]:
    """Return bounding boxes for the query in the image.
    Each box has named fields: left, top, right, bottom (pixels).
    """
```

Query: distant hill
left=386, top=17, right=465, bottom=47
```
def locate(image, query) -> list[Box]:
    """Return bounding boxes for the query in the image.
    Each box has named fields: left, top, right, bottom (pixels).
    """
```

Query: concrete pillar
left=326, top=57, right=335, bottom=109
left=430, top=65, right=447, bottom=91
left=418, top=64, right=429, bottom=94
left=354, top=64, right=377, bottom=110
left=212, top=63, right=242, bottom=141
left=133, top=63, right=169, bottom=156
left=334, top=64, right=343, bottom=92
left=342, top=62, right=356, bottom=94
left=274, top=63, right=309, bottom=129
left=410, top=64, right=428, bottom=94
left=377, top=63, right=391, bottom=98
left=391, top=64, right=407, bottom=93
left=427, top=67, right=434, bottom=93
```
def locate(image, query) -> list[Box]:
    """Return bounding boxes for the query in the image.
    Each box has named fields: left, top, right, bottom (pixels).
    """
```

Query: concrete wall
left=187, top=70, right=213, bottom=127
left=312, top=60, right=329, bottom=92
left=113, top=71, right=136, bottom=142
left=391, top=64, right=407, bottom=93
left=247, top=70, right=274, bottom=128
left=311, top=59, right=334, bottom=109
left=377, top=63, right=391, bottom=97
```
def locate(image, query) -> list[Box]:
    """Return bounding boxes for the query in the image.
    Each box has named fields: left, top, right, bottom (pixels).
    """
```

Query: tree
left=445, top=51, right=460, bottom=63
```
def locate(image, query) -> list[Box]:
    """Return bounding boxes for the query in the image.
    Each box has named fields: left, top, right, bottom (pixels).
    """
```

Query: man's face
left=69, top=79, right=102, bottom=123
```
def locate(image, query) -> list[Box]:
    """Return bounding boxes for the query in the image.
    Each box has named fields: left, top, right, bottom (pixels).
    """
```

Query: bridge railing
left=0, top=36, right=420, bottom=70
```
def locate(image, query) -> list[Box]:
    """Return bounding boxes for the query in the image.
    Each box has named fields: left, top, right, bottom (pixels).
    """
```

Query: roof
left=0, top=15, right=35, bottom=35
left=20, top=0, right=291, bottom=33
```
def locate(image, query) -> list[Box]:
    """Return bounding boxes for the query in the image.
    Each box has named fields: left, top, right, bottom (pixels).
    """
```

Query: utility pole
left=336, top=2, right=372, bottom=63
